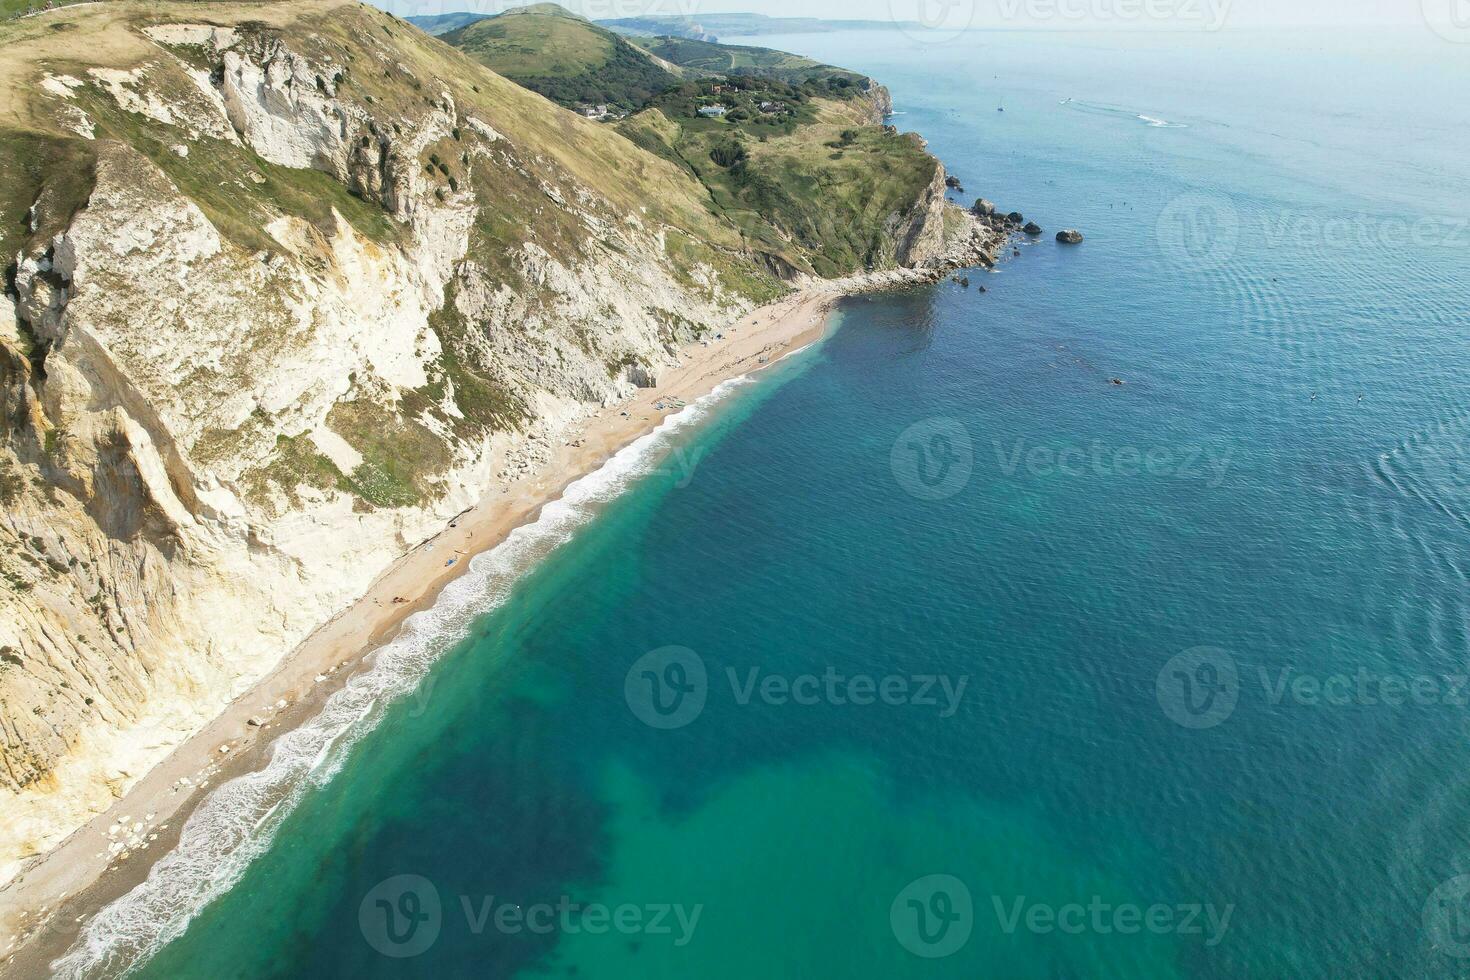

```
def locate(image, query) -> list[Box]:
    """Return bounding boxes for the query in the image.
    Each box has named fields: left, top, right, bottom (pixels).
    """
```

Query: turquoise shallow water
left=65, top=26, right=1470, bottom=980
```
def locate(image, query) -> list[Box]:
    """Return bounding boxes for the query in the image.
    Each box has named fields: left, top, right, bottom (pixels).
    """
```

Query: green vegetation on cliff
left=623, top=94, right=935, bottom=277
left=625, top=34, right=867, bottom=88
left=441, top=4, right=675, bottom=112
left=0, top=132, right=93, bottom=263
left=430, top=5, right=933, bottom=277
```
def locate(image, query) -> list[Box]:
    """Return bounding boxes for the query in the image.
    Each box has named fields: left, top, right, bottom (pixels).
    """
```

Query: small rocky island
left=970, top=199, right=1082, bottom=247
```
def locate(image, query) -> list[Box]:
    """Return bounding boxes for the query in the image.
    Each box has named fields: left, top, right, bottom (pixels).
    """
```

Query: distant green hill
left=432, top=4, right=933, bottom=277
left=625, top=35, right=867, bottom=87
left=599, top=12, right=917, bottom=41
left=403, top=11, right=489, bottom=36
left=440, top=4, right=676, bottom=111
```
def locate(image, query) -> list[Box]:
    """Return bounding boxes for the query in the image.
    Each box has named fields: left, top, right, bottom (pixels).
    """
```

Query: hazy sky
left=372, top=0, right=1437, bottom=30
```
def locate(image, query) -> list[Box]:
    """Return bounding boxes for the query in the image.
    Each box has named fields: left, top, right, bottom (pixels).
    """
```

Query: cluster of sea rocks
left=970, top=198, right=1083, bottom=244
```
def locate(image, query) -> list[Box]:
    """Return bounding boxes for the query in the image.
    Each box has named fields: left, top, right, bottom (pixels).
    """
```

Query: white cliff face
left=0, top=2, right=997, bottom=888
left=0, top=19, right=754, bottom=883
left=894, top=161, right=953, bottom=269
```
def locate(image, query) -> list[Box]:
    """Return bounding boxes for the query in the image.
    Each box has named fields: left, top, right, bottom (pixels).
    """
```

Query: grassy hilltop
left=439, top=3, right=674, bottom=112
left=435, top=3, right=938, bottom=277
left=624, top=34, right=867, bottom=86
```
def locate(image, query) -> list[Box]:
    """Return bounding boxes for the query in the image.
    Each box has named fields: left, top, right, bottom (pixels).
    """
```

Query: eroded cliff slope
left=0, top=0, right=993, bottom=882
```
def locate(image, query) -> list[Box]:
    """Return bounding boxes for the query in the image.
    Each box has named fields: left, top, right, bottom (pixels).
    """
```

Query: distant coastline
left=406, top=10, right=921, bottom=41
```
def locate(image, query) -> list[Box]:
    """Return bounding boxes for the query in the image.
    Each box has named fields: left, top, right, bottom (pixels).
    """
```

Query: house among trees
left=697, top=104, right=727, bottom=118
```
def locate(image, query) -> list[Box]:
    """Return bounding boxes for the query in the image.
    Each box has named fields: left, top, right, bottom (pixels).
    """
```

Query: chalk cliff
left=0, top=0, right=1001, bottom=883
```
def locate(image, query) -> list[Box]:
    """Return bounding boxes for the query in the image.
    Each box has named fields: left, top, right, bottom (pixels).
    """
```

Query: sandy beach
left=0, top=266, right=952, bottom=975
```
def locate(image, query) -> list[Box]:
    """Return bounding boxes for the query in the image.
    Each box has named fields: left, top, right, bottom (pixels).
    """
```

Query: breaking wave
left=50, top=375, right=756, bottom=979
left=1060, top=98, right=1187, bottom=128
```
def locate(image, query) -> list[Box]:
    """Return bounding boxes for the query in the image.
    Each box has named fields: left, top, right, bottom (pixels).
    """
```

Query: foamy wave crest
left=1061, top=99, right=1186, bottom=128
left=50, top=376, right=754, bottom=979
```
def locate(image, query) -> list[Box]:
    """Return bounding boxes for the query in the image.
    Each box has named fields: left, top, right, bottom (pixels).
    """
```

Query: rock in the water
left=972, top=198, right=996, bottom=216
left=1006, top=211, right=1024, bottom=225
left=1023, top=222, right=1042, bottom=236
left=945, top=175, right=963, bottom=190
left=953, top=275, right=970, bottom=287
left=978, top=285, right=988, bottom=293
left=1056, top=229, right=1084, bottom=244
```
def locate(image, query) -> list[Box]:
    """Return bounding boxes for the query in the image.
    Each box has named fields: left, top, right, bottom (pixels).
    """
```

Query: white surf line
left=50, top=375, right=757, bottom=980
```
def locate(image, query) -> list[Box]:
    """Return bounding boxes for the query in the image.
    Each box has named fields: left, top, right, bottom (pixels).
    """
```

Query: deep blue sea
left=57, top=25, right=1470, bottom=980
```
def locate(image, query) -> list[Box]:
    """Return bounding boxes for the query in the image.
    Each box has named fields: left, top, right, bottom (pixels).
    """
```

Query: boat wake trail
left=1061, top=98, right=1187, bottom=128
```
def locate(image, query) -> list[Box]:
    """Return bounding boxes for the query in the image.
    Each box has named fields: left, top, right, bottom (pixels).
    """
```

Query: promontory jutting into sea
left=0, top=1, right=1466, bottom=977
